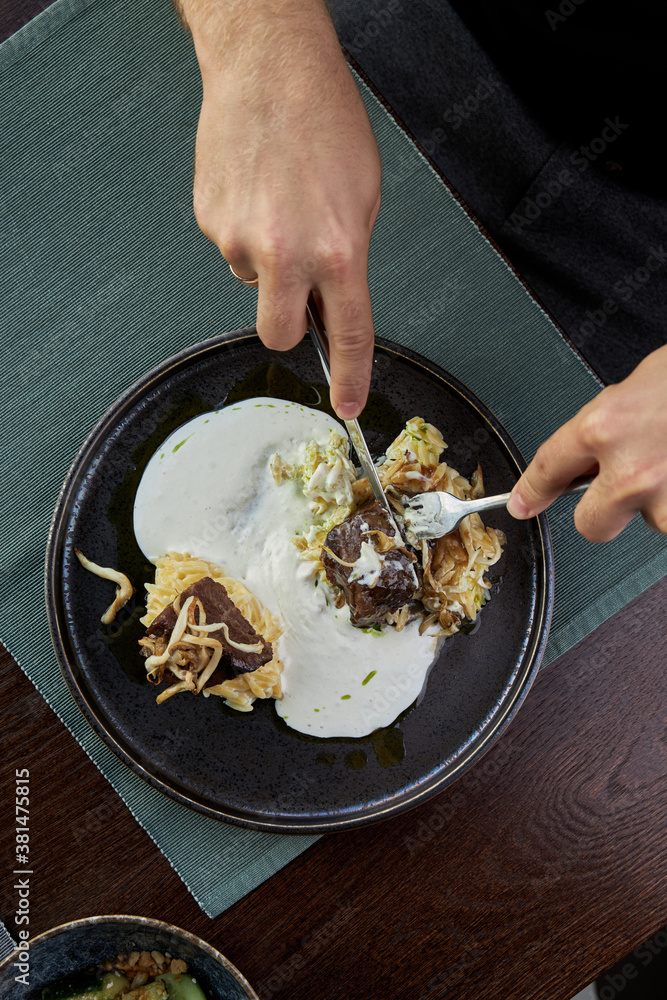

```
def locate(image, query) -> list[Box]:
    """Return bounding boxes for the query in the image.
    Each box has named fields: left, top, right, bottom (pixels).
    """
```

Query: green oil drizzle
left=172, top=434, right=193, bottom=453
left=345, top=749, right=367, bottom=769
left=269, top=700, right=412, bottom=768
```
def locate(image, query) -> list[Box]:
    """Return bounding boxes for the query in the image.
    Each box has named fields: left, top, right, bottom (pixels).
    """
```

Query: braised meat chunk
left=321, top=500, right=418, bottom=627
left=145, top=576, right=272, bottom=678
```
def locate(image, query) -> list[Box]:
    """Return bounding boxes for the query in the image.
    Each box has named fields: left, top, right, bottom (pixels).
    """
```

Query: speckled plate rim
left=0, top=914, right=259, bottom=998
left=45, top=329, right=554, bottom=833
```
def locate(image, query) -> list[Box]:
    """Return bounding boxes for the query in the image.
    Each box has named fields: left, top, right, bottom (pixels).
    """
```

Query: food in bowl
left=42, top=950, right=206, bottom=1000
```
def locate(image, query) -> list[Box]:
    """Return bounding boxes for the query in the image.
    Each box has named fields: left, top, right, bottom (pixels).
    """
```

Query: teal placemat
left=1, top=0, right=665, bottom=918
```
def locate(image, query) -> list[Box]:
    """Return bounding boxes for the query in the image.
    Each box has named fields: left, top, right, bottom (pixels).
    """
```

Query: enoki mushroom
left=142, top=594, right=264, bottom=703
left=74, top=548, right=134, bottom=624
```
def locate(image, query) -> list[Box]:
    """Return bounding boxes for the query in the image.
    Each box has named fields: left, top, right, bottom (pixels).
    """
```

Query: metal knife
left=305, top=294, right=401, bottom=537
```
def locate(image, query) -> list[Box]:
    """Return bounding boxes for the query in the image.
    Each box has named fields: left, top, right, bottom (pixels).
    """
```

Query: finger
left=569, top=479, right=637, bottom=542
left=643, top=503, right=667, bottom=535
left=573, top=467, right=667, bottom=542
left=254, top=267, right=309, bottom=352
left=318, top=274, right=375, bottom=419
left=218, top=231, right=258, bottom=284
left=228, top=261, right=259, bottom=285
left=507, top=417, right=598, bottom=519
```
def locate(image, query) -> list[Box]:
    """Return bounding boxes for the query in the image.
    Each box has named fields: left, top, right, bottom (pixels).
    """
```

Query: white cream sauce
left=133, top=398, right=439, bottom=738
left=349, top=541, right=384, bottom=587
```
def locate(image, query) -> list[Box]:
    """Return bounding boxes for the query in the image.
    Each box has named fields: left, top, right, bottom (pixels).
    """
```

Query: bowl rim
left=0, top=913, right=259, bottom=999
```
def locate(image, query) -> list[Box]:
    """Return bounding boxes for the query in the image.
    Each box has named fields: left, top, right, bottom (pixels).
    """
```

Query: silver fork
left=403, top=476, right=594, bottom=540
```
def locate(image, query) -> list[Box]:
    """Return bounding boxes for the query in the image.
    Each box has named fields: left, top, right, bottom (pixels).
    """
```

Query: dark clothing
left=328, top=0, right=667, bottom=385
left=449, top=0, right=663, bottom=196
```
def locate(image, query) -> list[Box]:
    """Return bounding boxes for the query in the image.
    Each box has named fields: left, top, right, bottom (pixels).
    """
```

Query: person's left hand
left=507, top=343, right=667, bottom=541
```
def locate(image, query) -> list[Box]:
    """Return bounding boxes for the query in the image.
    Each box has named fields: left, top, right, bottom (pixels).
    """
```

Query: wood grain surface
left=2, top=576, right=667, bottom=1000
left=2, top=4, right=667, bottom=998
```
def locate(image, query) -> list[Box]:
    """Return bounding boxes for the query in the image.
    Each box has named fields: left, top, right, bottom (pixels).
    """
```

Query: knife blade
left=305, top=294, right=401, bottom=537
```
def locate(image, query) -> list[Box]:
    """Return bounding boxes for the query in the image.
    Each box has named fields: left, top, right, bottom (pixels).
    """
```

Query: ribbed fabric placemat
left=0, top=922, right=15, bottom=963
left=1, top=0, right=665, bottom=918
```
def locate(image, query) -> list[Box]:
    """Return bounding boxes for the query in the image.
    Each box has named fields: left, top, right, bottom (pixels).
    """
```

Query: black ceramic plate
left=46, top=332, right=553, bottom=834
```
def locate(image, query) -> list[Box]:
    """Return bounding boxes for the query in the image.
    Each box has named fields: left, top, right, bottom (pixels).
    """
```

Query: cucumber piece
left=101, top=974, right=131, bottom=998
left=157, top=973, right=208, bottom=1000
left=43, top=973, right=128, bottom=1000
left=42, top=984, right=102, bottom=1000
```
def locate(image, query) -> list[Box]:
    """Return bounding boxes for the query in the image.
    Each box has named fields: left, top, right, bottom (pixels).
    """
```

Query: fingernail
left=337, top=401, right=362, bottom=420
left=507, top=493, right=530, bottom=519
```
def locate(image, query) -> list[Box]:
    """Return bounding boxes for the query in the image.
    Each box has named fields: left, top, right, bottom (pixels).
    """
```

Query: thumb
left=507, top=429, right=597, bottom=519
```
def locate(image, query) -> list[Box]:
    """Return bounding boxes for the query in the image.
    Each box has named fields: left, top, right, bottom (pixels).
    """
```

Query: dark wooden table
left=2, top=2, right=667, bottom=997
left=2, top=574, right=667, bottom=1000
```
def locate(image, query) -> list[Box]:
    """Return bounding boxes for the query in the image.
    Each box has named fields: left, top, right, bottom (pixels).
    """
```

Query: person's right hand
left=507, top=343, right=667, bottom=541
left=183, top=0, right=382, bottom=420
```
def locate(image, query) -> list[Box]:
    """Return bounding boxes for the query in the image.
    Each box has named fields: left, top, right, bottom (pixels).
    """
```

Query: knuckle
left=528, top=448, right=558, bottom=498
left=255, top=231, right=295, bottom=272
left=193, top=205, right=215, bottom=241
left=334, top=324, right=373, bottom=359
left=193, top=178, right=219, bottom=229
left=257, top=307, right=304, bottom=351
left=318, top=238, right=363, bottom=281
left=573, top=500, right=616, bottom=543
left=578, top=389, right=620, bottom=450
left=579, top=408, right=610, bottom=451
left=622, top=465, right=662, bottom=500
left=219, top=233, right=245, bottom=264
left=649, top=508, right=667, bottom=534
left=600, top=457, right=663, bottom=505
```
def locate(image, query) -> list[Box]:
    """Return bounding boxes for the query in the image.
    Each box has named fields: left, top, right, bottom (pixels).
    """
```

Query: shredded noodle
left=141, top=552, right=283, bottom=711
left=275, top=416, right=505, bottom=637
left=74, top=548, right=134, bottom=624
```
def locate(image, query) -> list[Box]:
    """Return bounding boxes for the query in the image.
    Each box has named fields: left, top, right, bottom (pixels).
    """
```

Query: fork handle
left=557, top=475, right=595, bottom=496
left=478, top=474, right=594, bottom=516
